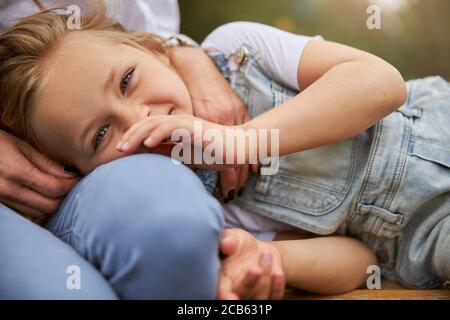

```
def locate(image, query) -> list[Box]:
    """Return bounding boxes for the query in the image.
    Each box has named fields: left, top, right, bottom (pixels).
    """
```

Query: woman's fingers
left=1, top=182, right=63, bottom=215
left=251, top=163, right=260, bottom=175
left=220, top=169, right=237, bottom=201
left=0, top=185, right=62, bottom=218
left=237, top=164, right=249, bottom=195
left=1, top=198, right=46, bottom=219
left=17, top=140, right=77, bottom=179
left=11, top=158, right=79, bottom=199
left=233, top=98, right=251, bottom=127
left=3, top=139, right=79, bottom=199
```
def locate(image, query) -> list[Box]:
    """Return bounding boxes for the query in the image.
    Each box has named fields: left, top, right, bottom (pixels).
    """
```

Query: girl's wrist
left=271, top=241, right=291, bottom=285
left=224, top=124, right=259, bottom=166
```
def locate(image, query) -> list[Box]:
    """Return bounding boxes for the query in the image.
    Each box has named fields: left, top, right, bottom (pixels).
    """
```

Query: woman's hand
left=167, top=46, right=257, bottom=200
left=217, top=228, right=286, bottom=300
left=0, top=130, right=79, bottom=219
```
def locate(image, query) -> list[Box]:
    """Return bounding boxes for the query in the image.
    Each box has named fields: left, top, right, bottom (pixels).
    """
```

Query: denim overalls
left=197, top=44, right=450, bottom=289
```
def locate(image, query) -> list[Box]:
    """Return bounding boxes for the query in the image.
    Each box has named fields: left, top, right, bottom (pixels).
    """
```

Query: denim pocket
left=408, top=89, right=450, bottom=170
left=252, top=135, right=360, bottom=216
left=409, top=138, right=450, bottom=169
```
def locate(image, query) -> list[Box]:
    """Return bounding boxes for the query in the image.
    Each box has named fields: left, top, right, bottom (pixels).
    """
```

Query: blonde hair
left=0, top=0, right=165, bottom=161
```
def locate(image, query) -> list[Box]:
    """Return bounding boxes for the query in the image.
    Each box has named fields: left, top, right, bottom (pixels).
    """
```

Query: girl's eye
left=93, top=126, right=109, bottom=151
left=120, top=68, right=135, bottom=95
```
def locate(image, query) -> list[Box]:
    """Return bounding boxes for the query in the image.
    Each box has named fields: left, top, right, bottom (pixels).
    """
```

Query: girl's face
left=32, top=32, right=193, bottom=175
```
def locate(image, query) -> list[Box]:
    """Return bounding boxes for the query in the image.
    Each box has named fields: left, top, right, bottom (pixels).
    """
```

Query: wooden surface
left=283, top=279, right=450, bottom=300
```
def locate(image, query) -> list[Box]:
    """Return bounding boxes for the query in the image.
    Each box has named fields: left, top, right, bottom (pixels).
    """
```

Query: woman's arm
left=244, top=40, right=408, bottom=157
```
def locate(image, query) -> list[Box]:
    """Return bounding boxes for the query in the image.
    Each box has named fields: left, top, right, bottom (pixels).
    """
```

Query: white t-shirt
left=202, top=22, right=322, bottom=241
left=0, top=0, right=180, bottom=35
left=202, top=21, right=322, bottom=91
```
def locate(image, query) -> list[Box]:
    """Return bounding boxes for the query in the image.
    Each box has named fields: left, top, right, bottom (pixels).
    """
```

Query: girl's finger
left=118, top=121, right=159, bottom=152
left=143, top=120, right=191, bottom=149
left=217, top=274, right=234, bottom=300
left=269, top=259, right=286, bottom=299
left=224, top=292, right=240, bottom=300
left=119, top=115, right=172, bottom=147
left=253, top=252, right=273, bottom=300
left=120, top=118, right=154, bottom=144
left=269, top=273, right=286, bottom=300
left=220, top=229, right=239, bottom=256
left=234, top=267, right=262, bottom=299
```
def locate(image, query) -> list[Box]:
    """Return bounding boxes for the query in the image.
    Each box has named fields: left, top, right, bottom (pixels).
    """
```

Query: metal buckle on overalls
left=231, top=46, right=249, bottom=66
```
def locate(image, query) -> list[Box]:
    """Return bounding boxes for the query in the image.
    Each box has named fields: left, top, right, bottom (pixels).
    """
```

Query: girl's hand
left=117, top=114, right=212, bottom=151
left=217, top=228, right=286, bottom=300
left=167, top=46, right=257, bottom=201
left=116, top=115, right=238, bottom=173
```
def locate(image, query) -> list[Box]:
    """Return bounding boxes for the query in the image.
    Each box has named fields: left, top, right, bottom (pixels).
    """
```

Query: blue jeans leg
left=0, top=204, right=117, bottom=299
left=46, top=154, right=225, bottom=299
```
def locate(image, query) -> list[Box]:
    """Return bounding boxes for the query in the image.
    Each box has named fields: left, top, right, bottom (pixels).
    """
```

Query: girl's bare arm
left=243, top=40, right=407, bottom=158
left=272, top=234, right=378, bottom=294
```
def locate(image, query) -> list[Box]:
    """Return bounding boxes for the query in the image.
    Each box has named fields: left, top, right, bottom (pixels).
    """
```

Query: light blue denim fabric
left=203, top=45, right=450, bottom=289
left=0, top=204, right=117, bottom=299
left=43, top=154, right=224, bottom=299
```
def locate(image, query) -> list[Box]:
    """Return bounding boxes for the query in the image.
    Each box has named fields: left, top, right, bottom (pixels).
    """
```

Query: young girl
left=0, top=2, right=448, bottom=299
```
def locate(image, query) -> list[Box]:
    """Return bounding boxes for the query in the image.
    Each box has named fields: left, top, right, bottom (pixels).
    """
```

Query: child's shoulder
left=201, top=21, right=322, bottom=91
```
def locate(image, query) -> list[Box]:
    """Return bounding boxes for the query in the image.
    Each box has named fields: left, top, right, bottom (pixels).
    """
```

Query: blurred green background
left=179, top=0, right=450, bottom=81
